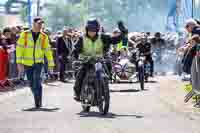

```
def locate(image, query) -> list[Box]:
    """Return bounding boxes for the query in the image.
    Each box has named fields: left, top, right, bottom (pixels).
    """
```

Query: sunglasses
left=35, top=20, right=44, bottom=25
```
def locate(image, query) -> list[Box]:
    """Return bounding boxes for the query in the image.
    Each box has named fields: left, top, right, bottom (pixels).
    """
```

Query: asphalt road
left=0, top=76, right=200, bottom=133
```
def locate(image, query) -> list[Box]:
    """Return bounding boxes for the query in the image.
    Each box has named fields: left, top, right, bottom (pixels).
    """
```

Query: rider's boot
left=73, top=88, right=81, bottom=102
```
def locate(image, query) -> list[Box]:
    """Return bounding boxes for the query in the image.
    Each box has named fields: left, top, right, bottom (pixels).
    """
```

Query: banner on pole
left=27, top=0, right=32, bottom=27
left=166, top=0, right=177, bottom=32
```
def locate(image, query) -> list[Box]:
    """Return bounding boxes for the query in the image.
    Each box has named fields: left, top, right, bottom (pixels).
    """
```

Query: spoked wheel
left=81, top=75, right=91, bottom=113
left=81, top=88, right=91, bottom=112
left=112, top=73, right=117, bottom=83
left=98, top=79, right=110, bottom=115
left=138, top=65, right=145, bottom=90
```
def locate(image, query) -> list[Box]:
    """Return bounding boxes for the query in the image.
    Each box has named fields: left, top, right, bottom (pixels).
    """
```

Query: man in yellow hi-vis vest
left=16, top=17, right=55, bottom=108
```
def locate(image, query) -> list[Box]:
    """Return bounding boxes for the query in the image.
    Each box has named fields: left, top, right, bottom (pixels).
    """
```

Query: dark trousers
left=44, top=57, right=48, bottom=77
left=146, top=56, right=154, bottom=75
left=59, top=60, right=66, bottom=80
left=26, top=63, right=43, bottom=107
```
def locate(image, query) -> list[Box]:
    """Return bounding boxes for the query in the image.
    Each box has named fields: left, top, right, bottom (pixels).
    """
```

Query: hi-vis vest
left=16, top=30, right=55, bottom=67
left=117, top=34, right=128, bottom=51
left=81, top=36, right=104, bottom=57
left=117, top=41, right=123, bottom=51
left=117, top=41, right=127, bottom=51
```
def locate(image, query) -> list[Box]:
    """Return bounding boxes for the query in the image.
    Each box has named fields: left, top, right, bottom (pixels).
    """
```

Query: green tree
left=86, top=0, right=128, bottom=31
left=19, top=0, right=129, bottom=31
left=0, top=16, right=4, bottom=29
left=20, top=5, right=28, bottom=23
left=44, top=0, right=88, bottom=31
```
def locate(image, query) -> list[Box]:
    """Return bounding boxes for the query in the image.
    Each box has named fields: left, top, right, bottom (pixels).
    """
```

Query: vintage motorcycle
left=73, top=57, right=110, bottom=115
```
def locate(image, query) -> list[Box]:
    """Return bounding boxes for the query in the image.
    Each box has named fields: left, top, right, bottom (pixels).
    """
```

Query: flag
left=177, top=0, right=193, bottom=31
left=27, top=0, right=32, bottom=28
left=166, top=0, right=177, bottom=32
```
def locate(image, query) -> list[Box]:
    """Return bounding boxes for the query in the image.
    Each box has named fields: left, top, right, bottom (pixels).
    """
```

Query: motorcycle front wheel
left=81, top=74, right=91, bottom=112
left=98, top=79, right=110, bottom=115
left=138, top=64, right=145, bottom=90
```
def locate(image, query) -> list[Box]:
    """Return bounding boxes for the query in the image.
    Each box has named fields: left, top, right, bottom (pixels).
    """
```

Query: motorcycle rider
left=136, top=34, right=154, bottom=77
left=73, top=19, right=128, bottom=101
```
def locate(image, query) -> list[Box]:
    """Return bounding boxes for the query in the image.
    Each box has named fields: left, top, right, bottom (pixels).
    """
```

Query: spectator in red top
left=0, top=36, right=9, bottom=82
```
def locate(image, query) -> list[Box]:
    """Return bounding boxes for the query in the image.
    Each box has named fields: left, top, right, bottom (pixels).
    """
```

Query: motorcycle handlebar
left=72, top=57, right=107, bottom=65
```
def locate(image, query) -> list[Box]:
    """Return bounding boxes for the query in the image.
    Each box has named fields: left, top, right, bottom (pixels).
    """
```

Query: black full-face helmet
left=85, top=19, right=100, bottom=33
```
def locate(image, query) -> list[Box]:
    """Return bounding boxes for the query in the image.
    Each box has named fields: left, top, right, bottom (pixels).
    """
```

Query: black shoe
left=74, top=95, right=81, bottom=102
left=38, top=98, right=42, bottom=108
left=35, top=102, right=42, bottom=109
left=35, top=96, right=42, bottom=109
left=35, top=101, right=41, bottom=109
left=150, top=73, right=154, bottom=77
left=60, top=79, right=68, bottom=83
left=35, top=104, right=40, bottom=109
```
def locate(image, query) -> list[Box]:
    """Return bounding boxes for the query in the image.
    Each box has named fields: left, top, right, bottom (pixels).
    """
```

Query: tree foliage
left=20, top=0, right=129, bottom=31
left=20, top=5, right=28, bottom=24
left=20, top=0, right=170, bottom=32
left=0, top=16, right=4, bottom=29
left=42, top=0, right=88, bottom=31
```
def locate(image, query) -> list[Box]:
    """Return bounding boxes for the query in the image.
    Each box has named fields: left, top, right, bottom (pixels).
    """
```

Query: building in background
left=193, top=0, right=200, bottom=19
left=0, top=0, right=25, bottom=26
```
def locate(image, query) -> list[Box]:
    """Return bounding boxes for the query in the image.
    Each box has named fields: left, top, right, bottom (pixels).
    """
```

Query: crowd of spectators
left=177, top=19, right=200, bottom=106
left=0, top=25, right=82, bottom=90
left=0, top=26, right=24, bottom=90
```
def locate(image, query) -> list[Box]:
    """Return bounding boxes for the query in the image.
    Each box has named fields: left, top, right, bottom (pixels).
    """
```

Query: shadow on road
left=77, top=111, right=144, bottom=119
left=110, top=80, right=157, bottom=84
left=145, top=80, right=158, bottom=83
left=22, top=107, right=60, bottom=112
left=110, top=89, right=141, bottom=93
left=111, top=81, right=135, bottom=84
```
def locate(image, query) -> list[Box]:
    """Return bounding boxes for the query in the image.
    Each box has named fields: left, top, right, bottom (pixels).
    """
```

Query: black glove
left=117, top=21, right=128, bottom=34
left=117, top=21, right=125, bottom=31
